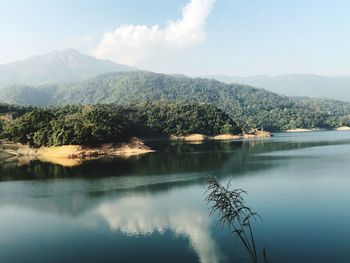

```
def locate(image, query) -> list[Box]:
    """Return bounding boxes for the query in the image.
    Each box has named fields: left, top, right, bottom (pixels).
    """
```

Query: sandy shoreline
left=0, top=138, right=154, bottom=166
left=285, top=128, right=323, bottom=133
left=0, top=132, right=272, bottom=166
left=285, top=127, right=350, bottom=132
left=170, top=131, right=272, bottom=142
left=336, top=126, right=350, bottom=131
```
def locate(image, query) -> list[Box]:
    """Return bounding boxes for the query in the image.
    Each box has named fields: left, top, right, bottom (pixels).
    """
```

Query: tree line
left=0, top=102, right=242, bottom=147
left=2, top=71, right=350, bottom=131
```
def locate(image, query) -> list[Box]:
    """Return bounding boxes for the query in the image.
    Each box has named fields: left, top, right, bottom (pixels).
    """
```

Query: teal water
left=1, top=131, right=350, bottom=263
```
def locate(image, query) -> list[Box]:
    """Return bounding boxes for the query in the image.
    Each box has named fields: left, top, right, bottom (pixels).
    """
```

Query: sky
left=1, top=0, right=350, bottom=76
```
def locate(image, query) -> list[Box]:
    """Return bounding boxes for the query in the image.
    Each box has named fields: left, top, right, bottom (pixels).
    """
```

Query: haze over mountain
left=2, top=49, right=350, bottom=103
left=203, top=74, right=350, bottom=102
left=0, top=49, right=136, bottom=87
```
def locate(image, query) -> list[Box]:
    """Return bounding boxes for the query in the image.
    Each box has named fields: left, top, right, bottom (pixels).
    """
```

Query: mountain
left=1, top=71, right=349, bottom=131
left=202, top=74, right=350, bottom=101
left=0, top=65, right=19, bottom=85
left=0, top=49, right=136, bottom=87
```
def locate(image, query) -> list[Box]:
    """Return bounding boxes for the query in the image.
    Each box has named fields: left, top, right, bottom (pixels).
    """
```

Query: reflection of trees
left=1, top=134, right=350, bottom=263
left=1, top=130, right=345, bottom=225
left=0, top=174, right=210, bottom=217
left=1, top=138, right=350, bottom=183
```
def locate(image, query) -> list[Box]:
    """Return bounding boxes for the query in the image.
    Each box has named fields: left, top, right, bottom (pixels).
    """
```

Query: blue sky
left=1, top=0, right=350, bottom=76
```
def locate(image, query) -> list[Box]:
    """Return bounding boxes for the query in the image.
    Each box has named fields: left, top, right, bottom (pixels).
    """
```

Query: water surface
left=1, top=131, right=350, bottom=263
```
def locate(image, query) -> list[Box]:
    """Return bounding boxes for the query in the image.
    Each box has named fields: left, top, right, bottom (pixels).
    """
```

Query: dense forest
left=0, top=102, right=241, bottom=147
left=1, top=71, right=349, bottom=130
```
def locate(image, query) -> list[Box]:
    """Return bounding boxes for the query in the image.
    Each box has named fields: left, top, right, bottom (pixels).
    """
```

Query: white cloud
left=93, top=0, right=215, bottom=67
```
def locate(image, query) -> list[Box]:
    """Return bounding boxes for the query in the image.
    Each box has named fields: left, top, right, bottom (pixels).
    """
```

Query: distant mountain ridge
left=202, top=74, right=350, bottom=101
left=3, top=50, right=350, bottom=102
left=0, top=49, right=136, bottom=87
left=1, top=71, right=349, bottom=131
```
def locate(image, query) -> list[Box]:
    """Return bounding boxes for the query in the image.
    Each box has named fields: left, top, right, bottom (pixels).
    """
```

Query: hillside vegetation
left=0, top=102, right=241, bottom=147
left=205, top=74, right=350, bottom=102
left=1, top=71, right=350, bottom=131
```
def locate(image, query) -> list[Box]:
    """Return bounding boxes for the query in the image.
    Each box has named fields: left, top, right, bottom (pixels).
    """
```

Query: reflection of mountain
left=1, top=133, right=350, bottom=262
left=2, top=135, right=350, bottom=262
left=1, top=134, right=350, bottom=218
left=0, top=180, right=225, bottom=262
left=0, top=172, right=210, bottom=216
left=2, top=135, right=349, bottom=218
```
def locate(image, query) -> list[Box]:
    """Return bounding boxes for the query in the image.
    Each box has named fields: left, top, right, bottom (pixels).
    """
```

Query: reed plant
left=206, top=177, right=269, bottom=263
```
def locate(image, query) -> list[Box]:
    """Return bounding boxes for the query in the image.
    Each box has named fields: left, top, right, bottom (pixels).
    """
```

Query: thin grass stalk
left=248, top=221, right=258, bottom=262
left=206, top=177, right=268, bottom=263
left=263, top=248, right=269, bottom=263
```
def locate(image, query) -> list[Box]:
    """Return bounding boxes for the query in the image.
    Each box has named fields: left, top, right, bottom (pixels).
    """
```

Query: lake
left=1, top=131, right=350, bottom=263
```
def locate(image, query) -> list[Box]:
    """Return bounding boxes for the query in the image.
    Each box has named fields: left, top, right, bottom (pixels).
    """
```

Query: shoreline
left=336, top=126, right=350, bottom=131
left=169, top=131, right=272, bottom=142
left=0, top=129, right=348, bottom=167
left=284, top=127, right=350, bottom=133
left=0, top=132, right=272, bottom=163
left=0, top=137, right=154, bottom=167
left=3, top=128, right=349, bottom=165
left=286, top=128, right=322, bottom=133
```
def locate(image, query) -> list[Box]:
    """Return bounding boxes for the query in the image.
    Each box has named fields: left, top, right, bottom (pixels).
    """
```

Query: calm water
left=1, top=131, right=350, bottom=263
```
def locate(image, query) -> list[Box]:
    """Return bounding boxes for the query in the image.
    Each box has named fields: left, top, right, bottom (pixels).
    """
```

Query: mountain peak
left=0, top=49, right=136, bottom=86
left=48, top=48, right=99, bottom=60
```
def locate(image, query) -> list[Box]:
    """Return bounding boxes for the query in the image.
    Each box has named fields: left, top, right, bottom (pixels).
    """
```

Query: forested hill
left=0, top=103, right=241, bottom=147
left=203, top=74, right=350, bottom=102
left=1, top=71, right=350, bottom=131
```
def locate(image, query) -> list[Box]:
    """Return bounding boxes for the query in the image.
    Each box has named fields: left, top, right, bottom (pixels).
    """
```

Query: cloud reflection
left=97, top=192, right=223, bottom=263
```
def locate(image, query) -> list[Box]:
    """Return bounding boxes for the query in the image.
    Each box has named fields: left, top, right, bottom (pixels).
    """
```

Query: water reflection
left=1, top=132, right=350, bottom=263
left=3, top=134, right=349, bottom=183
left=0, top=181, right=225, bottom=262
left=97, top=192, right=222, bottom=263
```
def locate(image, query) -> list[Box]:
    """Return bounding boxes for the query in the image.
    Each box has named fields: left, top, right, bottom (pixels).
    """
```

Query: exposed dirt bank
left=170, top=131, right=272, bottom=142
left=0, top=137, right=154, bottom=166
left=336, top=126, right=350, bottom=131
left=286, top=128, right=316, bottom=133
